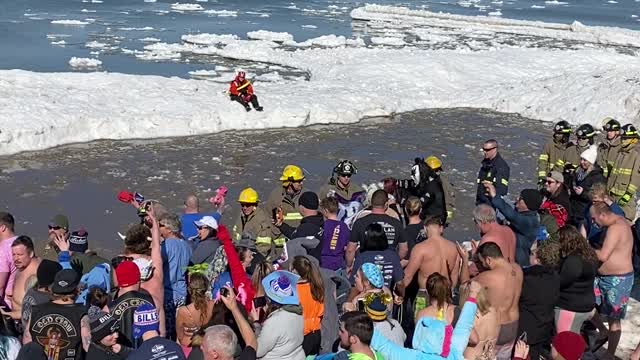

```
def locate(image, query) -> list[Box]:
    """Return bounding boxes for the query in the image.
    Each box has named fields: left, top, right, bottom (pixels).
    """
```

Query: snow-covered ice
left=2, top=42, right=639, bottom=156
left=68, top=57, right=102, bottom=68
left=488, top=10, right=503, bottom=16
left=51, top=19, right=90, bottom=25
left=181, top=33, right=238, bottom=45
left=351, top=4, right=640, bottom=48
left=370, top=36, right=407, bottom=46
left=119, top=27, right=154, bottom=31
left=188, top=69, right=218, bottom=76
left=302, top=25, right=318, bottom=29
left=171, top=3, right=204, bottom=11
left=140, top=37, right=161, bottom=42
left=247, top=30, right=294, bottom=42
left=203, top=10, right=238, bottom=17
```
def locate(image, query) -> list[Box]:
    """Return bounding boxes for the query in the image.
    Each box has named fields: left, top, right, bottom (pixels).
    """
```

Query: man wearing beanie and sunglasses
left=128, top=303, right=186, bottom=360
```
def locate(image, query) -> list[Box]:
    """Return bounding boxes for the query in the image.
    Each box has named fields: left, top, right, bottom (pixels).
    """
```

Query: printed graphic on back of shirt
left=31, top=314, right=75, bottom=360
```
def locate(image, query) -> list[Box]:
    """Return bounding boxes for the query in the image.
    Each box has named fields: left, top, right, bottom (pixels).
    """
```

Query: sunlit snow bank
left=1, top=44, right=639, bottom=155
left=351, top=4, right=640, bottom=48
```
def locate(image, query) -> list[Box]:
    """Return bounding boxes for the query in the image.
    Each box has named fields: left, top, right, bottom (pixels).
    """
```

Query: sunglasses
left=482, top=147, right=496, bottom=152
left=48, top=225, right=62, bottom=230
left=545, top=180, right=557, bottom=184
left=240, top=203, right=256, bottom=208
left=340, top=174, right=352, bottom=178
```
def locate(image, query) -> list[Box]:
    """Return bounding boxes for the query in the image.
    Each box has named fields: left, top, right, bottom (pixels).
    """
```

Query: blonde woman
left=461, top=286, right=499, bottom=360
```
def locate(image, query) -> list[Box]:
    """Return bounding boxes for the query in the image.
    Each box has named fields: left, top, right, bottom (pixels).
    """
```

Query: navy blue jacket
left=476, top=153, right=510, bottom=205
left=491, top=196, right=539, bottom=266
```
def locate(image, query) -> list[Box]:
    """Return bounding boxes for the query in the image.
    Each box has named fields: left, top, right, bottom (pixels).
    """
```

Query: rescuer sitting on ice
left=229, top=71, right=263, bottom=112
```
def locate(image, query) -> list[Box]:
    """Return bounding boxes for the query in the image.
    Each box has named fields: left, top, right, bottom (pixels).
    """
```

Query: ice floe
left=68, top=57, right=102, bottom=68
left=247, top=30, right=294, bottom=42
left=51, top=19, right=90, bottom=25
left=171, top=3, right=204, bottom=11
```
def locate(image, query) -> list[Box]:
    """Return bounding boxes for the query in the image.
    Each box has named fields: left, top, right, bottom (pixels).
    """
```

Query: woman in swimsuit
left=176, top=273, right=215, bottom=357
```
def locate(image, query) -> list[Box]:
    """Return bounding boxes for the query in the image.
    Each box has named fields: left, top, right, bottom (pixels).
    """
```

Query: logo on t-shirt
left=32, top=314, right=77, bottom=360
left=376, top=222, right=397, bottom=246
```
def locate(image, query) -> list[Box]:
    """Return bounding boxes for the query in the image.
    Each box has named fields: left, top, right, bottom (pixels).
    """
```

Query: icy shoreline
left=1, top=44, right=639, bottom=156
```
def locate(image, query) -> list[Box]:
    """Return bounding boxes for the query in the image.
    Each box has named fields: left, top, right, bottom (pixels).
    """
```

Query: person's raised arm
left=221, top=286, right=257, bottom=350
left=217, top=224, right=255, bottom=312
left=146, top=206, right=166, bottom=336
left=449, top=281, right=480, bottom=352
left=53, top=233, right=72, bottom=270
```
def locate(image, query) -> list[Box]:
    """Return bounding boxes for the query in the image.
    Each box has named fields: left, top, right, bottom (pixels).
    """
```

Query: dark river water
left=0, top=108, right=551, bottom=258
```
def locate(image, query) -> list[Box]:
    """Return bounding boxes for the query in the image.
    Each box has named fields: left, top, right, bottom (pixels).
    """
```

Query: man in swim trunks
left=590, top=202, right=634, bottom=359
left=474, top=242, right=522, bottom=360
left=401, top=215, right=460, bottom=318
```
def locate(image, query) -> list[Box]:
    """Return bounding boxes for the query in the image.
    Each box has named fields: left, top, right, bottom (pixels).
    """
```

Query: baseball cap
left=51, top=269, right=80, bottom=295
left=194, top=216, right=218, bottom=230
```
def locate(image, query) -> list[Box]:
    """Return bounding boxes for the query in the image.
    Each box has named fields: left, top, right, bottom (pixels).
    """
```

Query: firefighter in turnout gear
left=563, top=123, right=597, bottom=179
left=607, top=124, right=640, bottom=221
left=266, top=165, right=305, bottom=251
left=232, top=187, right=275, bottom=257
left=598, top=117, right=623, bottom=178
left=537, top=120, right=572, bottom=184
left=318, top=160, right=366, bottom=226
left=425, top=156, right=456, bottom=222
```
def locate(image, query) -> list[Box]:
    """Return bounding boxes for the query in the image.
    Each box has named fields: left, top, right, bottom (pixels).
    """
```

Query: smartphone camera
left=220, top=287, right=229, bottom=297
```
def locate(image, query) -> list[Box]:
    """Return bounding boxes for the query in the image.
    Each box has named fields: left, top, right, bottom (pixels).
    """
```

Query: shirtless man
left=590, top=202, right=634, bottom=359
left=119, top=206, right=166, bottom=336
left=472, top=204, right=516, bottom=262
left=1, top=236, right=40, bottom=321
left=474, top=242, right=522, bottom=360
left=402, top=215, right=460, bottom=315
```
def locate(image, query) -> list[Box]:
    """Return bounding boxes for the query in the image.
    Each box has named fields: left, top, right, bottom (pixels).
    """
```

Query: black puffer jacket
left=570, top=166, right=606, bottom=225
left=517, top=265, right=560, bottom=346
